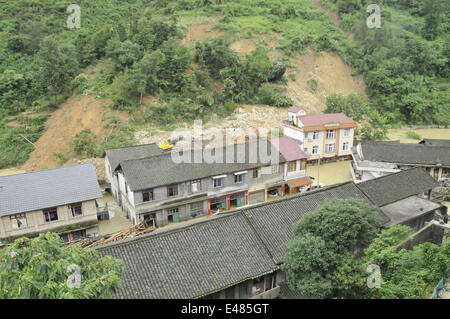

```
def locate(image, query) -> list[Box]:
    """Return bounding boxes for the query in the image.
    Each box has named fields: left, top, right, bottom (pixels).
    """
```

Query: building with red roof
left=283, top=110, right=356, bottom=162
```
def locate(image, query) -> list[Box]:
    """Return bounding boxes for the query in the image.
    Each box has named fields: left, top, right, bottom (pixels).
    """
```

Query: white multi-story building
left=283, top=107, right=356, bottom=163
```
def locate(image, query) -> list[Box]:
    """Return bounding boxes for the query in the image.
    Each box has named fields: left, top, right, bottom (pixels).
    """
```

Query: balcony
left=284, top=170, right=307, bottom=181
left=250, top=286, right=281, bottom=299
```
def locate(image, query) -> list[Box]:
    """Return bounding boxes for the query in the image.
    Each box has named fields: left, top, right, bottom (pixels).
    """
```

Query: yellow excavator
left=159, top=138, right=174, bottom=151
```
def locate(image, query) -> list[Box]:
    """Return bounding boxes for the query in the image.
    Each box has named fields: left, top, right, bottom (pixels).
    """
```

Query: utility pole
left=317, top=156, right=320, bottom=188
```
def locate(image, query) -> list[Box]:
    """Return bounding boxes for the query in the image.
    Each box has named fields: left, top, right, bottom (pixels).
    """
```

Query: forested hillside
left=0, top=0, right=449, bottom=168
left=323, top=0, right=449, bottom=124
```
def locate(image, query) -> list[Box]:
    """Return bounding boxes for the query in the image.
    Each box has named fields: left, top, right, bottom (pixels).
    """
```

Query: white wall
left=283, top=126, right=303, bottom=142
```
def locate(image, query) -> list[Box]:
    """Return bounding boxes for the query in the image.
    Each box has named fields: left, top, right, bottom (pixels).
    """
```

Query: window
left=343, top=128, right=351, bottom=137
left=167, top=184, right=178, bottom=197
left=234, top=173, right=245, bottom=184
left=253, top=169, right=260, bottom=179
left=312, top=131, right=320, bottom=140
left=210, top=197, right=227, bottom=212
left=190, top=202, right=204, bottom=217
left=326, top=130, right=335, bottom=139
left=142, top=213, right=156, bottom=227
left=326, top=144, right=335, bottom=153
left=288, top=161, right=297, bottom=172
left=190, top=180, right=202, bottom=193
left=213, top=178, right=223, bottom=188
left=168, top=208, right=180, bottom=223
left=10, top=214, right=27, bottom=229
left=304, top=132, right=308, bottom=139
left=304, top=147, right=308, bottom=153
left=43, top=208, right=58, bottom=223
left=142, top=190, right=154, bottom=202
left=70, top=203, right=83, bottom=217
left=343, top=142, right=350, bottom=151
left=312, top=145, right=319, bottom=155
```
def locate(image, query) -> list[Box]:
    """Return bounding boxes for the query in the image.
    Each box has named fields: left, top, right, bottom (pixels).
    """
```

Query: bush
left=308, top=78, right=318, bottom=93
left=257, top=84, right=293, bottom=107
left=70, top=129, right=97, bottom=157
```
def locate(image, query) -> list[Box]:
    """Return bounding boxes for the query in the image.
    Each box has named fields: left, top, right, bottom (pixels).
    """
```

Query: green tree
left=283, top=198, right=380, bottom=298
left=325, top=93, right=370, bottom=122
left=106, top=38, right=144, bottom=70
left=36, top=37, right=80, bottom=93
left=293, top=198, right=380, bottom=253
left=244, top=47, right=272, bottom=86
left=422, top=0, right=447, bottom=40
left=0, top=70, right=28, bottom=114
left=0, top=233, right=123, bottom=299
left=70, top=129, right=97, bottom=157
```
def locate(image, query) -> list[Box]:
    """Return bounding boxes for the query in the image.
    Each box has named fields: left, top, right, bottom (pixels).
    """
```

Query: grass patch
left=405, top=131, right=422, bottom=140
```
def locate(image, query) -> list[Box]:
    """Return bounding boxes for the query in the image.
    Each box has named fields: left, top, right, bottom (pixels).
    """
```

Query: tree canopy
left=363, top=225, right=450, bottom=299
left=283, top=198, right=380, bottom=298
left=0, top=233, right=123, bottom=299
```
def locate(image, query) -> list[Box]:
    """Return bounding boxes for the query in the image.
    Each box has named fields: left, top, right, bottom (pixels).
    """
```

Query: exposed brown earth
left=21, top=95, right=129, bottom=171
left=181, top=22, right=222, bottom=46
left=284, top=50, right=367, bottom=114
left=230, top=38, right=257, bottom=56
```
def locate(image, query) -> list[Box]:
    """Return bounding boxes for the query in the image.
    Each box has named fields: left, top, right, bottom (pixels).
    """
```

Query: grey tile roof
left=104, top=143, right=164, bottom=171
left=355, top=167, right=439, bottom=207
left=0, top=164, right=102, bottom=217
left=99, top=174, right=433, bottom=299
left=120, top=139, right=286, bottom=191
left=380, top=195, right=442, bottom=227
left=242, top=182, right=374, bottom=264
left=98, top=214, right=278, bottom=299
left=358, top=141, right=450, bottom=166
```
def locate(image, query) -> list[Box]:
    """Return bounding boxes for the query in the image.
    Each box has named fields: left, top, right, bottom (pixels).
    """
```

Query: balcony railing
left=284, top=170, right=307, bottom=181
left=250, top=286, right=281, bottom=299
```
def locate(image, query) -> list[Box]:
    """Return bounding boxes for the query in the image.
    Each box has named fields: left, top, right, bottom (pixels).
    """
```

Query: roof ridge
left=96, top=181, right=357, bottom=250
left=355, top=166, right=422, bottom=186
left=0, top=163, right=94, bottom=179
left=105, top=143, right=158, bottom=152
left=119, top=138, right=286, bottom=167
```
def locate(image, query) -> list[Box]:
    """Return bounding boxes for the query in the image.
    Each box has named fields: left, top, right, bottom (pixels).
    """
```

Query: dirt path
left=21, top=95, right=129, bottom=171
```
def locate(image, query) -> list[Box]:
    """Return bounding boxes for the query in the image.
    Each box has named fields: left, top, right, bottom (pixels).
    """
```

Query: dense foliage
left=363, top=225, right=450, bottom=299
left=325, top=93, right=388, bottom=140
left=324, top=0, right=450, bottom=125
left=284, top=201, right=450, bottom=299
left=0, top=233, right=123, bottom=299
left=282, top=198, right=380, bottom=298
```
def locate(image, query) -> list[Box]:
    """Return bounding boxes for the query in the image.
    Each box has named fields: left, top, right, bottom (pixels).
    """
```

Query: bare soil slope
left=21, top=95, right=129, bottom=171
left=285, top=50, right=366, bottom=114
left=181, top=22, right=222, bottom=46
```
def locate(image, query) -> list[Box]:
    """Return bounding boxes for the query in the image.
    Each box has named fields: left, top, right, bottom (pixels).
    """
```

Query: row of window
left=305, top=129, right=351, bottom=140
left=10, top=204, right=83, bottom=230
left=305, top=142, right=350, bottom=155
left=141, top=167, right=280, bottom=202
left=142, top=201, right=206, bottom=226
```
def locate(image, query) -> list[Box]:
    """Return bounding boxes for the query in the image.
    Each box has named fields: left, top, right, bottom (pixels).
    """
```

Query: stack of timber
left=65, top=221, right=155, bottom=249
